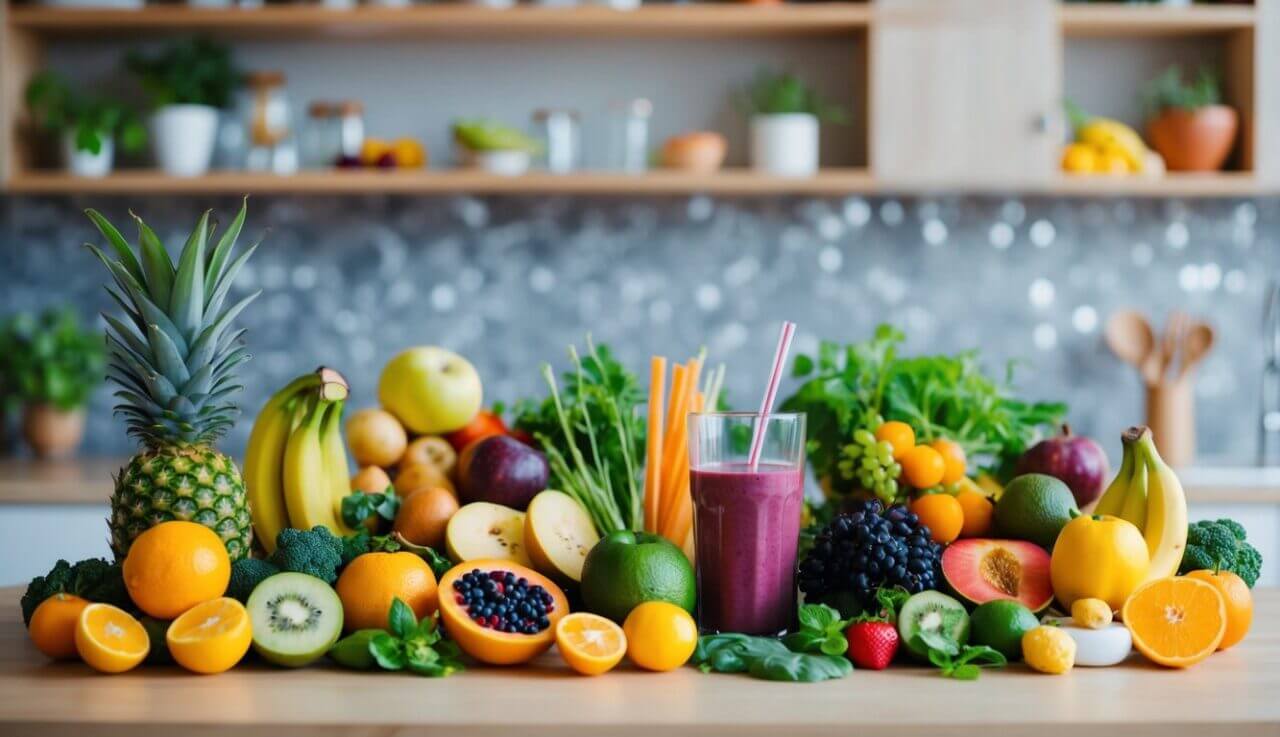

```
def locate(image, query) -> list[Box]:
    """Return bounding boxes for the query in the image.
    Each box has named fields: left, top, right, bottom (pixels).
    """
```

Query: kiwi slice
left=897, top=590, right=971, bottom=660
left=247, top=572, right=344, bottom=668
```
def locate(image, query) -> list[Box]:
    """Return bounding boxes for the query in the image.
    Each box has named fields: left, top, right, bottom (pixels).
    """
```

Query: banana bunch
left=1061, top=101, right=1161, bottom=176
left=1095, top=426, right=1188, bottom=583
left=245, top=367, right=356, bottom=553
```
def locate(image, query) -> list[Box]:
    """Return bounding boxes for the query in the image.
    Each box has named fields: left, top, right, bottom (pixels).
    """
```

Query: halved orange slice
left=1122, top=576, right=1226, bottom=668
left=75, top=603, right=150, bottom=674
left=166, top=597, right=252, bottom=675
left=555, top=612, right=627, bottom=676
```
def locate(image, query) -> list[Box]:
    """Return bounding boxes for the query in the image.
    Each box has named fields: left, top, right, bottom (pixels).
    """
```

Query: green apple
left=378, top=346, right=483, bottom=435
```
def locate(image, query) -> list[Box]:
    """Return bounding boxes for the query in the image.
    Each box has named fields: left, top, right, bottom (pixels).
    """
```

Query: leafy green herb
left=24, top=73, right=146, bottom=155
left=330, top=598, right=464, bottom=677
left=739, top=68, right=848, bottom=124
left=0, top=308, right=105, bottom=411
left=513, top=338, right=645, bottom=535
left=913, top=631, right=1007, bottom=681
left=341, top=488, right=401, bottom=531
left=783, top=603, right=853, bottom=656
left=126, top=37, right=239, bottom=109
left=692, top=632, right=853, bottom=683
left=340, top=530, right=452, bottom=579
left=781, top=324, right=1066, bottom=494
left=1143, top=64, right=1223, bottom=118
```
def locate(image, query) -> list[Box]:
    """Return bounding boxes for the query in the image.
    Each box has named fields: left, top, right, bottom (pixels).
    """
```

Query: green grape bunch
left=837, top=426, right=903, bottom=505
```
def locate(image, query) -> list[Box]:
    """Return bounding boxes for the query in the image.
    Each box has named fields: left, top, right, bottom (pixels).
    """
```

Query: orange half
left=556, top=612, right=627, bottom=676
left=75, top=603, right=150, bottom=674
left=1122, top=577, right=1226, bottom=668
left=166, top=597, right=252, bottom=675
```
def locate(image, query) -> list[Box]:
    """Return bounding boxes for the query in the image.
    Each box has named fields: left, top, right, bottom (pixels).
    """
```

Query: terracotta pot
left=1146, top=105, right=1238, bottom=172
left=22, top=403, right=86, bottom=459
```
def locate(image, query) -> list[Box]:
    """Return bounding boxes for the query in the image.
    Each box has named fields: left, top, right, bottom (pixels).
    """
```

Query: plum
left=1015, top=425, right=1110, bottom=508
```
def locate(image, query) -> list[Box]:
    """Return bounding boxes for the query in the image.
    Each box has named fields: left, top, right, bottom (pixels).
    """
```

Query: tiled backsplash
left=2, top=195, right=1276, bottom=464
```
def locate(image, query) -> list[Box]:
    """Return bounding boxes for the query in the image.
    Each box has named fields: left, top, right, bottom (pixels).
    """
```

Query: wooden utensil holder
left=1146, top=382, right=1194, bottom=468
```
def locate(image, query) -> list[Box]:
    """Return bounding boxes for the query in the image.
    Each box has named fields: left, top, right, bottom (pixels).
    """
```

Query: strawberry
left=845, top=621, right=899, bottom=670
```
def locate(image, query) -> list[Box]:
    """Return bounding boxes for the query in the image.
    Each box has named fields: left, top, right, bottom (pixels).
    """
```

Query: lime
left=970, top=600, right=1040, bottom=660
left=994, top=474, right=1079, bottom=549
left=579, top=531, right=696, bottom=624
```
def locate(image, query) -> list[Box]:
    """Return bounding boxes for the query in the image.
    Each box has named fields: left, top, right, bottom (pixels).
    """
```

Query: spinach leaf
left=692, top=631, right=853, bottom=683
left=749, top=652, right=853, bottom=682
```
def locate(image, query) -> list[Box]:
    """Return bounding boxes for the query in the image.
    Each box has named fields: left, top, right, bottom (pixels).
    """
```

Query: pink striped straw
left=747, top=320, right=796, bottom=470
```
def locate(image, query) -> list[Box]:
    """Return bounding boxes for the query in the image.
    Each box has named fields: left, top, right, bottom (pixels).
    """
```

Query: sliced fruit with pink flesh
left=942, top=538, right=1054, bottom=612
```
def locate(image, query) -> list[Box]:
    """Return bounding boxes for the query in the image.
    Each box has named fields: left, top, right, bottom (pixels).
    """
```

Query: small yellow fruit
left=1022, top=625, right=1076, bottom=675
left=622, top=601, right=697, bottom=672
left=166, top=597, right=253, bottom=675
left=1070, top=598, right=1113, bottom=630
left=556, top=612, right=627, bottom=676
left=1061, top=143, right=1099, bottom=173
left=75, top=603, right=150, bottom=674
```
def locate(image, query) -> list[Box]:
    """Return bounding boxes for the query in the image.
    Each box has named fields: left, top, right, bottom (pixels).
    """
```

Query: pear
left=524, top=491, right=600, bottom=584
left=445, top=502, right=531, bottom=566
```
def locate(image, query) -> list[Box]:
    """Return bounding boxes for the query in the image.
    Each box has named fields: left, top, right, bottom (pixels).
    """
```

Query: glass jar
left=243, top=70, right=297, bottom=174
left=300, top=101, right=338, bottom=169
left=335, top=100, right=366, bottom=162
left=532, top=108, right=581, bottom=174
left=607, top=97, right=651, bottom=173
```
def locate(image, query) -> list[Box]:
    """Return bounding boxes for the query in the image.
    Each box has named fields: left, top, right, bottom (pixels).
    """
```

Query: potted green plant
left=25, top=73, right=146, bottom=178
left=740, top=69, right=848, bottom=177
left=0, top=309, right=104, bottom=458
left=1142, top=64, right=1238, bottom=172
left=452, top=119, right=542, bottom=176
left=126, top=38, right=239, bottom=177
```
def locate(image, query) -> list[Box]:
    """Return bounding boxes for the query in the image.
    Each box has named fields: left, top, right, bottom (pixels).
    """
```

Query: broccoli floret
left=20, top=558, right=130, bottom=627
left=269, top=526, right=344, bottom=583
left=227, top=558, right=281, bottom=602
left=1178, top=518, right=1264, bottom=588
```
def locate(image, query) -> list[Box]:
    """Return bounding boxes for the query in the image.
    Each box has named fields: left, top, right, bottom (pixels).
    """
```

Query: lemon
left=622, top=601, right=697, bottom=672
left=1022, top=625, right=1076, bottom=675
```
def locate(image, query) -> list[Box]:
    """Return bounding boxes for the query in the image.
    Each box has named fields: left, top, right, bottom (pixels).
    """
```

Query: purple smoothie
left=691, top=462, right=804, bottom=635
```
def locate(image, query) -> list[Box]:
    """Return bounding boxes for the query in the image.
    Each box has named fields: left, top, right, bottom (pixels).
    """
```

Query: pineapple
left=86, top=202, right=260, bottom=561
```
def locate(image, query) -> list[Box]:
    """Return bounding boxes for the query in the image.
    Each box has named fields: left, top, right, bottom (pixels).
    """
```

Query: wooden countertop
left=0, top=585, right=1277, bottom=736
left=3, top=457, right=1279, bottom=505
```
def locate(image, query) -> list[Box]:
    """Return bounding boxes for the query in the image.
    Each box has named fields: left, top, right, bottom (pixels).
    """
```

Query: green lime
left=579, top=531, right=696, bottom=624
left=994, top=474, right=1079, bottom=549
left=970, top=600, right=1039, bottom=661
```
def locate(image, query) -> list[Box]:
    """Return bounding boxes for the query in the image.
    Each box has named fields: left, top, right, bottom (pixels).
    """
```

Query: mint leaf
left=388, top=598, right=417, bottom=640
left=917, top=630, right=959, bottom=657
left=819, top=634, right=848, bottom=657
left=369, top=632, right=406, bottom=670
left=798, top=603, right=839, bottom=632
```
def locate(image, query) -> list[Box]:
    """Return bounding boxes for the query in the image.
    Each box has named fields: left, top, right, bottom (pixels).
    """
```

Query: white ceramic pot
left=151, top=104, right=220, bottom=177
left=62, top=131, right=114, bottom=178
left=750, top=113, right=819, bottom=178
left=460, top=148, right=530, bottom=176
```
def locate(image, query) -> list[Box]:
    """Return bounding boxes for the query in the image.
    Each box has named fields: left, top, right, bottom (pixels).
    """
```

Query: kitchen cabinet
left=870, top=0, right=1059, bottom=189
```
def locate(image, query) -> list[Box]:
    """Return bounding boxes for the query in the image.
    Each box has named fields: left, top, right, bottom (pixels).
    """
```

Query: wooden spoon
left=1105, top=309, right=1159, bottom=385
left=1176, top=321, right=1215, bottom=382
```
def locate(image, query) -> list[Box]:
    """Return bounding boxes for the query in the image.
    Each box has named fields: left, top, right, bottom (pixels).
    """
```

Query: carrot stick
left=661, top=364, right=689, bottom=471
left=663, top=391, right=703, bottom=545
left=659, top=359, right=701, bottom=533
left=643, top=356, right=667, bottom=533
left=657, top=364, right=690, bottom=529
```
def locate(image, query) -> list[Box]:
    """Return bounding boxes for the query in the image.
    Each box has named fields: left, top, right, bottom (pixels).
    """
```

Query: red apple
left=1014, top=425, right=1110, bottom=508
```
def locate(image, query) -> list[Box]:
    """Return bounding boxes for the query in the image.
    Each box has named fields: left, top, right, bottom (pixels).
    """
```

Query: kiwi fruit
left=897, top=590, right=971, bottom=660
left=246, top=572, right=344, bottom=668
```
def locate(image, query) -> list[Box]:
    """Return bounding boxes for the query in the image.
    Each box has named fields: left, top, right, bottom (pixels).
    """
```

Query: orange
left=394, top=462, right=456, bottom=497
left=29, top=593, right=89, bottom=660
left=393, top=486, right=459, bottom=549
left=901, top=445, right=946, bottom=489
left=336, top=552, right=438, bottom=631
left=874, top=421, right=915, bottom=460
left=1122, top=576, right=1226, bottom=668
left=910, top=493, right=964, bottom=544
left=930, top=439, right=967, bottom=485
left=955, top=490, right=994, bottom=538
left=123, top=520, right=231, bottom=619
left=166, top=597, right=252, bottom=674
left=351, top=465, right=393, bottom=494
left=556, top=612, right=627, bottom=676
left=622, top=601, right=698, bottom=672
left=75, top=603, right=149, bottom=674
left=1185, top=569, right=1253, bottom=651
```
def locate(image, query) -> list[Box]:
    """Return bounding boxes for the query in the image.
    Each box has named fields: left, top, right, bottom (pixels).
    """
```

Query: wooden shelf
left=1059, top=3, right=1256, bottom=37
left=5, top=168, right=1269, bottom=198
left=4, top=4, right=873, bottom=38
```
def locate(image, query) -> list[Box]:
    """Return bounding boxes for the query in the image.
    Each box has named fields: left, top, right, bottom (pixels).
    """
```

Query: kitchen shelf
left=4, top=4, right=873, bottom=38
left=4, top=169, right=1270, bottom=197
left=1059, top=3, right=1257, bottom=37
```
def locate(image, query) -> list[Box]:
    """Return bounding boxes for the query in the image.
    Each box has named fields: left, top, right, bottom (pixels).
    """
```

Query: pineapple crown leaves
left=83, top=198, right=261, bottom=447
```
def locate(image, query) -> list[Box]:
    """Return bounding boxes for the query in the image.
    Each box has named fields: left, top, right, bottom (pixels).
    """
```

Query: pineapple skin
left=111, top=446, right=252, bottom=562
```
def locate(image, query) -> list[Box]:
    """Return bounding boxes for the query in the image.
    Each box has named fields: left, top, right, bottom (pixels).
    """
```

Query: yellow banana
left=320, top=399, right=356, bottom=537
left=1078, top=118, right=1147, bottom=172
left=283, top=395, right=345, bottom=533
left=1093, top=437, right=1134, bottom=518
left=1135, top=429, right=1188, bottom=582
left=244, top=373, right=323, bottom=553
left=1118, top=457, right=1148, bottom=532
